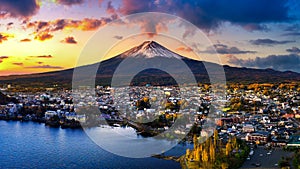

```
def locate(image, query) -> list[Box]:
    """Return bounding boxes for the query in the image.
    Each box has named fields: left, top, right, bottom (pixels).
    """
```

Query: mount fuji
left=120, top=41, right=183, bottom=59
left=0, top=41, right=300, bottom=87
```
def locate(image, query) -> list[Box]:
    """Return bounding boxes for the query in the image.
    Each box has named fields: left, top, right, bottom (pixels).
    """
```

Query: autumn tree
left=225, top=141, right=232, bottom=156
left=209, top=140, right=216, bottom=162
left=221, top=162, right=229, bottom=169
left=213, top=129, right=218, bottom=146
left=202, top=149, right=209, bottom=162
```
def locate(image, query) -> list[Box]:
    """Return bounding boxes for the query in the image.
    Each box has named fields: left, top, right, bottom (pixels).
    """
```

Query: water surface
left=0, top=121, right=191, bottom=169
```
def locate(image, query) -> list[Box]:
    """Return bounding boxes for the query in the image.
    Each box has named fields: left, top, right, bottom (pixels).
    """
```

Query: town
left=0, top=83, right=300, bottom=168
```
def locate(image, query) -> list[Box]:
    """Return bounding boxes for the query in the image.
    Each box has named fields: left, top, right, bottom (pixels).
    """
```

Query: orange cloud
left=0, top=56, right=10, bottom=64
left=12, top=62, right=23, bottom=66
left=61, top=36, right=77, bottom=44
left=20, top=38, right=31, bottom=42
left=27, top=17, right=116, bottom=34
left=176, top=46, right=193, bottom=52
left=34, top=32, right=53, bottom=41
left=0, top=32, right=13, bottom=43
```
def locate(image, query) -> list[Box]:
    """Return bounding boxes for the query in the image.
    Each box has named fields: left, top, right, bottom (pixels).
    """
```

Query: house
left=45, top=111, right=57, bottom=120
left=246, top=132, right=270, bottom=144
left=286, top=135, right=300, bottom=147
left=243, top=124, right=255, bottom=133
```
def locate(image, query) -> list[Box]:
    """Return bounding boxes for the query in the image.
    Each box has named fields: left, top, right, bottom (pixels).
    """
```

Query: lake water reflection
left=0, top=121, right=192, bottom=169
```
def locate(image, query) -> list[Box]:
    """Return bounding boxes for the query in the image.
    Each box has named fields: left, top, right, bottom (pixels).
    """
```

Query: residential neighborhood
left=1, top=83, right=300, bottom=168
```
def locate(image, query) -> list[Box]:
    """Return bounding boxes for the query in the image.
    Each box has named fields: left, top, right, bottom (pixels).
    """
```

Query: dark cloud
left=124, top=13, right=172, bottom=38
left=61, top=36, right=77, bottom=44
left=0, top=33, right=11, bottom=43
left=202, top=44, right=256, bottom=54
left=113, top=35, right=123, bottom=40
left=0, top=56, right=9, bottom=64
left=37, top=21, right=49, bottom=31
left=118, top=0, right=291, bottom=32
left=284, top=24, right=300, bottom=32
left=6, top=22, right=13, bottom=30
left=12, top=62, right=23, bottom=66
left=56, top=0, right=84, bottom=6
left=30, top=55, right=53, bottom=58
left=242, top=23, right=269, bottom=32
left=20, top=38, right=31, bottom=42
left=250, top=38, right=295, bottom=46
left=0, top=0, right=40, bottom=19
left=286, top=47, right=300, bottom=53
left=52, top=19, right=66, bottom=31
left=106, top=1, right=116, bottom=14
left=118, top=0, right=155, bottom=15
left=281, top=32, right=300, bottom=36
left=0, top=56, right=9, bottom=59
left=228, top=54, right=300, bottom=73
left=0, top=32, right=14, bottom=44
left=34, top=32, right=53, bottom=41
left=26, top=65, right=64, bottom=69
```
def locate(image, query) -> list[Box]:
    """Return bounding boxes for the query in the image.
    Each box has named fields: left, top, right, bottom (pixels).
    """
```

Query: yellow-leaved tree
left=225, top=141, right=232, bottom=156
left=202, top=149, right=209, bottom=162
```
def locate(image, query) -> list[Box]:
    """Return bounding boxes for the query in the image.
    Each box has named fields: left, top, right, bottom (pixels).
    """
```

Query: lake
left=0, top=121, right=191, bottom=169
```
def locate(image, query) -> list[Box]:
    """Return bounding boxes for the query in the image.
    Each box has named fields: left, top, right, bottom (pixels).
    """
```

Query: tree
left=225, top=141, right=232, bottom=156
left=186, top=149, right=191, bottom=160
left=209, top=141, right=215, bottom=162
left=221, top=163, right=229, bottom=169
left=214, top=129, right=218, bottom=146
left=193, top=135, right=198, bottom=148
left=232, top=137, right=238, bottom=151
left=202, top=149, right=209, bottom=162
left=194, top=146, right=201, bottom=161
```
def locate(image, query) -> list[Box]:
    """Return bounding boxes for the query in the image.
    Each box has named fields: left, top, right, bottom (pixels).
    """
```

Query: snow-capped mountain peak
left=120, top=41, right=183, bottom=59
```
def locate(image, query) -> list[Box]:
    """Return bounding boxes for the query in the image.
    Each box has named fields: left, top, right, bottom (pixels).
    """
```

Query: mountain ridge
left=0, top=41, right=300, bottom=87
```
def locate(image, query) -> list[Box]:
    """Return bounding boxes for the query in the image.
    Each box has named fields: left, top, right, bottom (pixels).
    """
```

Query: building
left=242, top=124, right=255, bottom=133
left=246, top=132, right=270, bottom=144
left=286, top=135, right=300, bottom=147
left=45, top=111, right=57, bottom=120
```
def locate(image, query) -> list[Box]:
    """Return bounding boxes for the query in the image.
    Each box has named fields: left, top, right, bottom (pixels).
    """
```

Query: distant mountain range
left=0, top=41, right=299, bottom=87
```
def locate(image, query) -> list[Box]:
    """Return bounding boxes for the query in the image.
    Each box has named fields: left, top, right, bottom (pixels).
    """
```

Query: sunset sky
left=0, top=0, right=300, bottom=75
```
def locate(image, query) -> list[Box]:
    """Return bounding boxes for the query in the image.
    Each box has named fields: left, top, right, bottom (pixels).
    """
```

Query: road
left=240, top=146, right=293, bottom=169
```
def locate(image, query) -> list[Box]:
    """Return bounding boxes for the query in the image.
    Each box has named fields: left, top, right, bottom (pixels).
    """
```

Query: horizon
left=1, top=39, right=299, bottom=78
